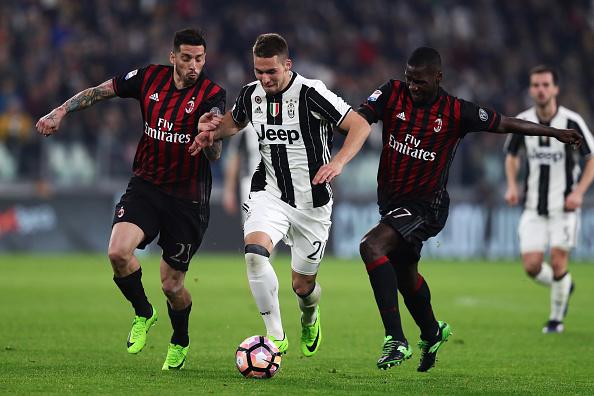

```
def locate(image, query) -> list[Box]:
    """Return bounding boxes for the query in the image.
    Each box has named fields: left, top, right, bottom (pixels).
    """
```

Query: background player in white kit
left=190, top=33, right=371, bottom=355
left=504, top=65, right=594, bottom=333
left=222, top=125, right=260, bottom=220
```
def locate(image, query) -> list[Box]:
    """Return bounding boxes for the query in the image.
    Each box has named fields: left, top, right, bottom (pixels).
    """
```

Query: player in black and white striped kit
left=504, top=65, right=594, bottom=333
left=190, top=33, right=371, bottom=355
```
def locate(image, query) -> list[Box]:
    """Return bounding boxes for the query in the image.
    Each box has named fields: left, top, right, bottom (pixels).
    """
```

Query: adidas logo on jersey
left=149, top=92, right=159, bottom=102
left=397, top=112, right=406, bottom=121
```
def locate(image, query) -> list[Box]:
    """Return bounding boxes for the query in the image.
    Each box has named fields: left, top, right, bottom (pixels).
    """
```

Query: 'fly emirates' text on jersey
left=358, top=80, right=501, bottom=214
left=113, top=65, right=225, bottom=203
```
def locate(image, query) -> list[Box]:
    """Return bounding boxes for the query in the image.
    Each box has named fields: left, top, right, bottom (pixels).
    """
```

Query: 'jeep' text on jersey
left=231, top=72, right=352, bottom=209
left=505, top=106, right=594, bottom=214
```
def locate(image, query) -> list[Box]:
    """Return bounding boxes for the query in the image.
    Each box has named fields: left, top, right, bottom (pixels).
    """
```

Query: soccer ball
left=235, top=335, right=282, bottom=379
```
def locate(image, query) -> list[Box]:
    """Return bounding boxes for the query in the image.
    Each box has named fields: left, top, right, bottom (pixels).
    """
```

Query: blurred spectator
left=2, top=0, right=593, bottom=200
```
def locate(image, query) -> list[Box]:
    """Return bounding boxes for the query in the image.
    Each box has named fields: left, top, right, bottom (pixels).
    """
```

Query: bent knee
left=359, top=236, right=385, bottom=263
left=292, top=279, right=315, bottom=296
left=162, top=279, right=183, bottom=298
left=523, top=262, right=542, bottom=278
left=107, top=245, right=133, bottom=267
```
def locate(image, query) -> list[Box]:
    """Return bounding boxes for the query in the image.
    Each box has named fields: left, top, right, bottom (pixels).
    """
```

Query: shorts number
left=307, top=241, right=326, bottom=261
left=170, top=243, right=192, bottom=264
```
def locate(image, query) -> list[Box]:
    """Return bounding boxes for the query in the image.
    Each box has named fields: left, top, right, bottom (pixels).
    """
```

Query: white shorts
left=243, top=190, right=332, bottom=275
left=518, top=209, right=580, bottom=253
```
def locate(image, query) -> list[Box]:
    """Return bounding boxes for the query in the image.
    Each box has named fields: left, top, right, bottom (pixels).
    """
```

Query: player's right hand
left=189, top=112, right=223, bottom=156
left=36, top=107, right=66, bottom=137
left=198, top=111, right=222, bottom=133
left=555, top=128, right=582, bottom=147
left=504, top=185, right=519, bottom=206
left=189, top=131, right=214, bottom=156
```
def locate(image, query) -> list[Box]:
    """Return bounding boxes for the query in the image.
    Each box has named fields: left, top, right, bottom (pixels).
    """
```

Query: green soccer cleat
left=301, top=306, right=322, bottom=357
left=268, top=333, right=288, bottom=354
left=377, top=336, right=413, bottom=370
left=126, top=306, right=158, bottom=354
left=162, top=343, right=189, bottom=370
left=417, top=320, right=452, bottom=372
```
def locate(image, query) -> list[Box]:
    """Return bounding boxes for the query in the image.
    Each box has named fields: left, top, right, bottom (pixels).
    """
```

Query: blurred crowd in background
left=1, top=0, right=593, bottom=202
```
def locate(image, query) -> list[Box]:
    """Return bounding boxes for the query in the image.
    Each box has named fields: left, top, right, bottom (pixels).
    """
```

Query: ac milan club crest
left=434, top=117, right=442, bottom=133
left=117, top=206, right=125, bottom=218
left=185, top=98, right=195, bottom=114
left=269, top=103, right=280, bottom=117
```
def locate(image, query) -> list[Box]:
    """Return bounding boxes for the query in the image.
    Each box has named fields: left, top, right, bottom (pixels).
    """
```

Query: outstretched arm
left=36, top=79, right=116, bottom=136
left=566, top=156, right=594, bottom=210
left=504, top=154, right=521, bottom=206
left=496, top=116, right=582, bottom=145
left=189, top=111, right=247, bottom=156
left=312, top=110, right=371, bottom=184
left=222, top=152, right=241, bottom=214
left=203, top=140, right=222, bottom=161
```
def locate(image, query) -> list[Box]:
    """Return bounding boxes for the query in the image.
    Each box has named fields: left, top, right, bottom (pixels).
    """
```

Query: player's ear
left=285, top=58, right=292, bottom=71
left=436, top=70, right=443, bottom=84
left=169, top=51, right=175, bottom=65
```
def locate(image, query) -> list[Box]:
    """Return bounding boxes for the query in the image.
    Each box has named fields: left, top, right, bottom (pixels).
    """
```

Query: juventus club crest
left=287, top=100, right=296, bottom=118
left=269, top=103, right=280, bottom=117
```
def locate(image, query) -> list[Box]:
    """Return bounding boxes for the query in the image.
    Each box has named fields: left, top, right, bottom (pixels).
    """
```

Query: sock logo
left=260, top=311, right=271, bottom=316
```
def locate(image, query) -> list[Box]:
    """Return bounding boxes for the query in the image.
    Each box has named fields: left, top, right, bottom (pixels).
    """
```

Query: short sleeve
left=503, top=134, right=524, bottom=155
left=231, top=85, right=252, bottom=125
left=459, top=99, right=501, bottom=135
left=112, top=67, right=147, bottom=100
left=567, top=113, right=594, bottom=159
left=305, top=81, right=352, bottom=126
left=357, top=80, right=393, bottom=124
left=199, top=86, right=226, bottom=118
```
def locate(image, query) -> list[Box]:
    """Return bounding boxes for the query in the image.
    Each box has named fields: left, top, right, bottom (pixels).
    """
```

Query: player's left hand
left=555, top=128, right=582, bottom=147
left=564, top=190, right=583, bottom=210
left=313, top=161, right=344, bottom=184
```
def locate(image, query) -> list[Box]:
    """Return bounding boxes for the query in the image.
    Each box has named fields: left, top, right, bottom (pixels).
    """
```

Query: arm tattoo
left=61, top=80, right=116, bottom=113
left=204, top=140, right=222, bottom=161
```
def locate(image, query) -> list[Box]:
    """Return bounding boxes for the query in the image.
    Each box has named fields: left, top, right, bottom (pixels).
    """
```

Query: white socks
left=550, top=272, right=572, bottom=322
left=297, top=282, right=321, bottom=326
left=245, top=252, right=284, bottom=339
left=534, top=262, right=553, bottom=286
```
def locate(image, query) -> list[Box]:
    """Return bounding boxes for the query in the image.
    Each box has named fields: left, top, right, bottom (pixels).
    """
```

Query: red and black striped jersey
left=112, top=65, right=225, bottom=203
left=358, top=80, right=500, bottom=214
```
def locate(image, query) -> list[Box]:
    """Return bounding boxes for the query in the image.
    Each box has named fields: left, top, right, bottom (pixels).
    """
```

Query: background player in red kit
left=35, top=28, right=225, bottom=370
left=356, top=47, right=582, bottom=372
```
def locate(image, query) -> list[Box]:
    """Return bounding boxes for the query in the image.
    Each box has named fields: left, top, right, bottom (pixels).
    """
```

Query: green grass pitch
left=1, top=254, right=593, bottom=395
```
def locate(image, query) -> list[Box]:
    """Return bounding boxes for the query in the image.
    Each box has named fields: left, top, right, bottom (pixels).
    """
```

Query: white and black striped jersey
left=231, top=72, right=352, bottom=209
left=504, top=106, right=594, bottom=214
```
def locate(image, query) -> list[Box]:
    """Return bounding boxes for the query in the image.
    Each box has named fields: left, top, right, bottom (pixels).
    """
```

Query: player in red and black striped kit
left=36, top=28, right=225, bottom=370
left=357, top=47, right=582, bottom=372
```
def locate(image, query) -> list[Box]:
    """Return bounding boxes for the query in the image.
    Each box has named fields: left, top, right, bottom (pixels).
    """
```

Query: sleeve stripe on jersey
left=569, top=114, right=594, bottom=156
left=232, top=85, right=255, bottom=125
left=112, top=77, right=119, bottom=96
left=306, top=88, right=343, bottom=124
left=504, top=133, right=523, bottom=155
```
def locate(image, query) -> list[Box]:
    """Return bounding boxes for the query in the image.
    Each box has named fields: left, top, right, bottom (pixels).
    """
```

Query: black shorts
left=113, top=177, right=209, bottom=272
left=380, top=200, right=449, bottom=261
